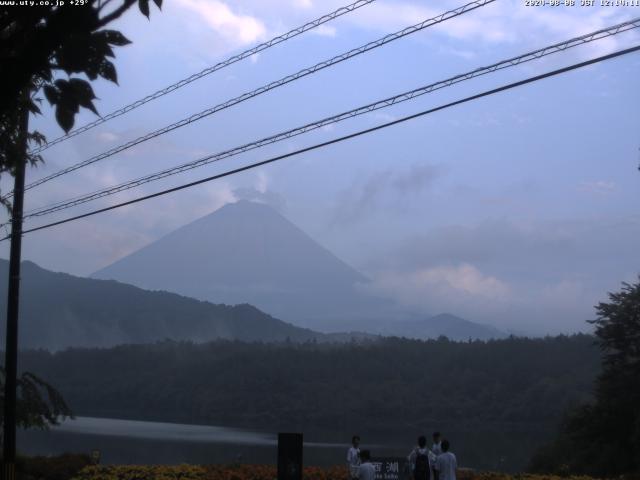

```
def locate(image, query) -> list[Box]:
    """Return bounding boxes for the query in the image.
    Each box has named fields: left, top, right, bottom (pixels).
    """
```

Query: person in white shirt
left=431, top=432, right=443, bottom=456
left=407, top=435, right=431, bottom=480
left=347, top=435, right=361, bottom=479
left=434, top=439, right=457, bottom=480
left=431, top=432, right=443, bottom=480
left=358, top=449, right=376, bottom=480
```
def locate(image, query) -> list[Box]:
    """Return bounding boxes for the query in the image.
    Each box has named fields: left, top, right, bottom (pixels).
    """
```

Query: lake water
left=19, top=416, right=388, bottom=466
left=20, top=416, right=546, bottom=470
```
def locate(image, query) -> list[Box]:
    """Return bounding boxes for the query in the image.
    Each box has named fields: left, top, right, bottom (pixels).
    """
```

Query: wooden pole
left=2, top=91, right=29, bottom=480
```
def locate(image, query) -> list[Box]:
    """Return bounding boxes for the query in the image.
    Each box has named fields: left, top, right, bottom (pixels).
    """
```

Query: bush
left=17, top=453, right=92, bottom=480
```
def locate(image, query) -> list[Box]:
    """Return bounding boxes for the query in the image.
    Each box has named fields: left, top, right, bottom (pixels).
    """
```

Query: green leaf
left=138, top=0, right=150, bottom=18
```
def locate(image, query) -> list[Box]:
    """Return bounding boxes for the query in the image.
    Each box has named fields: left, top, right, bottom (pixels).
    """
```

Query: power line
left=12, top=0, right=495, bottom=199
left=7, top=44, right=639, bottom=241
left=22, top=18, right=640, bottom=219
left=28, top=0, right=377, bottom=156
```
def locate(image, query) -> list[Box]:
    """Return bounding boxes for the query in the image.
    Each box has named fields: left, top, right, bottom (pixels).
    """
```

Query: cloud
left=292, top=0, right=313, bottom=8
left=18, top=220, right=153, bottom=277
left=363, top=263, right=513, bottom=328
left=232, top=187, right=287, bottom=211
left=375, top=217, right=640, bottom=275
left=362, top=216, right=640, bottom=334
left=175, top=0, right=267, bottom=46
left=230, top=171, right=286, bottom=211
left=437, top=46, right=476, bottom=60
left=96, top=132, right=119, bottom=143
left=339, top=0, right=638, bottom=58
left=578, top=180, right=616, bottom=195
left=332, top=163, right=442, bottom=225
left=371, top=263, right=510, bottom=302
left=370, top=112, right=398, bottom=123
left=342, top=1, right=508, bottom=44
left=311, top=25, right=337, bottom=37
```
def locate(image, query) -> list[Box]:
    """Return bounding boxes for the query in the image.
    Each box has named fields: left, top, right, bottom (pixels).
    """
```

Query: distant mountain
left=0, top=260, right=332, bottom=350
left=390, top=313, right=507, bottom=341
left=91, top=200, right=506, bottom=340
left=0, top=258, right=501, bottom=351
left=92, top=200, right=399, bottom=331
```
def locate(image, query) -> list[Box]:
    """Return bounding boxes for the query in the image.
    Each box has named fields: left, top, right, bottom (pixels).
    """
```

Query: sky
left=1, top=0, right=639, bottom=335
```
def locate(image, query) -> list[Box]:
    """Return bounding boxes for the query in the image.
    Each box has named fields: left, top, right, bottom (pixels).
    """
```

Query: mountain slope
left=0, top=260, right=327, bottom=350
left=92, top=200, right=396, bottom=330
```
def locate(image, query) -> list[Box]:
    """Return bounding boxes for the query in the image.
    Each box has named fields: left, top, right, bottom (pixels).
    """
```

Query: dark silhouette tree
left=530, top=278, right=640, bottom=476
left=0, top=368, right=72, bottom=432
left=0, top=1, right=162, bottom=469
left=0, top=0, right=162, bottom=201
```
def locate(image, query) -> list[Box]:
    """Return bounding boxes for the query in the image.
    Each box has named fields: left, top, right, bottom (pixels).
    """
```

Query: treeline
left=529, top=280, right=640, bottom=477
left=19, top=335, right=598, bottom=437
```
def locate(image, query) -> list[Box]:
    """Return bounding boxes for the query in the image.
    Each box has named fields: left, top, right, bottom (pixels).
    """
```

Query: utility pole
left=2, top=90, right=29, bottom=480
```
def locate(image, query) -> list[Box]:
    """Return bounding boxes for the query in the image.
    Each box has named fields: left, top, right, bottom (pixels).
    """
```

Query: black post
left=2, top=93, right=29, bottom=480
left=277, top=432, right=303, bottom=480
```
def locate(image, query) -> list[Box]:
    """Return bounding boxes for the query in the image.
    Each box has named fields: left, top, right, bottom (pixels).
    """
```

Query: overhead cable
left=8, top=44, right=639, bottom=240
left=23, top=18, right=640, bottom=219
left=14, top=0, right=495, bottom=198
left=28, top=0, right=378, bottom=155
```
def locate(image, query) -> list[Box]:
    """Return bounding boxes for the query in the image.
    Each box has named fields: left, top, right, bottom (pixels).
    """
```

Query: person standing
left=431, top=432, right=442, bottom=456
left=407, top=435, right=431, bottom=480
left=434, top=440, right=457, bottom=480
left=431, top=432, right=443, bottom=480
left=347, top=435, right=361, bottom=479
left=358, top=450, right=376, bottom=480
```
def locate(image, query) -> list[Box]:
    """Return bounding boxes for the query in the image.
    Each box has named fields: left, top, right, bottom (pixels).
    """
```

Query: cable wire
left=29, top=0, right=378, bottom=155
left=13, top=0, right=495, bottom=199
left=22, top=17, right=640, bottom=219
left=7, top=44, right=638, bottom=241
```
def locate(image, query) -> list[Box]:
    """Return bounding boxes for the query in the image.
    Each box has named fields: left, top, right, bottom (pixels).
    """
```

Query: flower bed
left=71, top=464, right=348, bottom=480
left=71, top=464, right=207, bottom=480
left=70, top=465, right=600, bottom=480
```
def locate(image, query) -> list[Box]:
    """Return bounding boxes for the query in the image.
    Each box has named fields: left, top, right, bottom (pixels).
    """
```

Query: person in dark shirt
left=408, top=435, right=431, bottom=480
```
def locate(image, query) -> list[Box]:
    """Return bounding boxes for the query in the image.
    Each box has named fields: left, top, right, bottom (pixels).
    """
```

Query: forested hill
left=0, top=260, right=330, bottom=349
left=20, top=335, right=599, bottom=469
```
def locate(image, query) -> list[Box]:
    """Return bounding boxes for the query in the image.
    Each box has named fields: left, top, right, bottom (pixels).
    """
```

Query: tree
left=0, top=368, right=72, bottom=432
left=0, top=0, right=162, bottom=470
left=0, top=0, right=162, bottom=200
left=529, top=278, right=640, bottom=476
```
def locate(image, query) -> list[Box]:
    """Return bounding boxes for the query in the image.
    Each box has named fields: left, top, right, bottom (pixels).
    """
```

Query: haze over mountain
left=389, top=313, right=506, bottom=341
left=0, top=259, right=331, bottom=350
left=0, top=258, right=503, bottom=350
left=92, top=200, right=506, bottom=340
left=93, top=200, right=398, bottom=331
